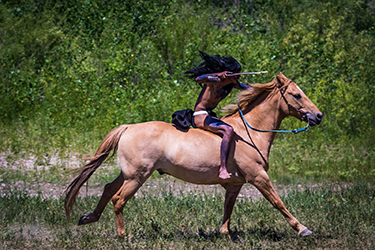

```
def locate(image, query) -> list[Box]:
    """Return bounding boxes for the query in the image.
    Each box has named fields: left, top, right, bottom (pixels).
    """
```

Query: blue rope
left=238, top=105, right=309, bottom=134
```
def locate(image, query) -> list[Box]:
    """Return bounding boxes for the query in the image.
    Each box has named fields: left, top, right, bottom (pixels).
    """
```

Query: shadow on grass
left=133, top=227, right=288, bottom=243
left=239, top=228, right=285, bottom=242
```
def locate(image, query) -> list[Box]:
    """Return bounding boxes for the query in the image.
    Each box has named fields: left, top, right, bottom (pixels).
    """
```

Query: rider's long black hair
left=185, top=51, right=242, bottom=79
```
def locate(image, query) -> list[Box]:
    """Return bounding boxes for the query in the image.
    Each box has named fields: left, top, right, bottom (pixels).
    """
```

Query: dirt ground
left=0, top=152, right=318, bottom=201
left=0, top=175, right=312, bottom=201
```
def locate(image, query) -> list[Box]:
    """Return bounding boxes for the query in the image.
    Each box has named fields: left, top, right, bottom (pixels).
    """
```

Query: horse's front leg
left=220, top=184, right=243, bottom=240
left=253, top=170, right=312, bottom=236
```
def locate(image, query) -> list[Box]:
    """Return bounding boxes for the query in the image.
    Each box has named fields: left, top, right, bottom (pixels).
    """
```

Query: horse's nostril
left=314, top=113, right=323, bottom=125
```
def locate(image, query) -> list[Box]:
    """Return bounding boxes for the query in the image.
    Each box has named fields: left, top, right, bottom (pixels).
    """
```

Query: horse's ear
left=275, top=74, right=284, bottom=87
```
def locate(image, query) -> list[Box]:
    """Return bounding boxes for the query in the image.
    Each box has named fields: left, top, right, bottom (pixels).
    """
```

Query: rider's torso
left=194, top=83, right=235, bottom=111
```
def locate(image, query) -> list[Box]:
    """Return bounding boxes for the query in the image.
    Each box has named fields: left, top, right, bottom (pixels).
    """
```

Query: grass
left=0, top=182, right=374, bottom=249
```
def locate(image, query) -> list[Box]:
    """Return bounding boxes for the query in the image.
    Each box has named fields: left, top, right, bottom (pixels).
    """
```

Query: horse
left=65, top=73, right=323, bottom=239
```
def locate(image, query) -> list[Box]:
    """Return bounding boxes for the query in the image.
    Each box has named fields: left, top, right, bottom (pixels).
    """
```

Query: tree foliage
left=0, top=0, right=374, bottom=180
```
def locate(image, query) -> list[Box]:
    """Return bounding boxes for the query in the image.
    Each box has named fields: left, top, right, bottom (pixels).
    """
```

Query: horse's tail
left=64, top=125, right=129, bottom=218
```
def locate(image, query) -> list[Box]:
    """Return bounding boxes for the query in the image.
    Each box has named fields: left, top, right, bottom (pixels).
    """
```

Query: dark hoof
left=299, top=228, right=312, bottom=236
left=78, top=214, right=88, bottom=225
left=78, top=212, right=97, bottom=225
left=78, top=216, right=85, bottom=225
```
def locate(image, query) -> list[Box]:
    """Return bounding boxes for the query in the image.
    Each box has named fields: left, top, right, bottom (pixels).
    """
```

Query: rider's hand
left=217, top=71, right=232, bottom=80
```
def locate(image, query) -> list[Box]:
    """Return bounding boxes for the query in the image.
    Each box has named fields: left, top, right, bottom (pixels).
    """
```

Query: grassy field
left=1, top=1, right=374, bottom=249
left=0, top=181, right=374, bottom=249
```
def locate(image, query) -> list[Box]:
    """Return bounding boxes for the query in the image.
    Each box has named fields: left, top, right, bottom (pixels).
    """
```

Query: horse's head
left=275, top=73, right=323, bottom=126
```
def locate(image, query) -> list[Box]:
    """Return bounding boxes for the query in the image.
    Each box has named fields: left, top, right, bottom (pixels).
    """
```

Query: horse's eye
left=293, top=93, right=302, bottom=100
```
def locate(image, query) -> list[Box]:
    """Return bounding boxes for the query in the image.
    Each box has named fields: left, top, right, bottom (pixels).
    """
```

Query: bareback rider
left=185, top=51, right=250, bottom=179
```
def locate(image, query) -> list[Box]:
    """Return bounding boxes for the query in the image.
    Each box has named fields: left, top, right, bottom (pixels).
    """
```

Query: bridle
left=238, top=85, right=310, bottom=134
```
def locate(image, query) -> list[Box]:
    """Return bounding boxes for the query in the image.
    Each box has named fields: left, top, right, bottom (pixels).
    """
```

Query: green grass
left=268, top=133, right=375, bottom=184
left=0, top=183, right=374, bottom=249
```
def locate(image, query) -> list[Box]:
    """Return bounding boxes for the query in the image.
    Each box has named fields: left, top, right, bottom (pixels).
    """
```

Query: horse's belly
left=166, top=136, right=223, bottom=179
left=156, top=160, right=221, bottom=184
left=157, top=150, right=245, bottom=184
left=157, top=163, right=245, bottom=185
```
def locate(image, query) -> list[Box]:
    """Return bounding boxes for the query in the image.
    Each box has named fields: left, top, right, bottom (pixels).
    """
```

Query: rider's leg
left=204, top=116, right=234, bottom=179
left=217, top=124, right=233, bottom=179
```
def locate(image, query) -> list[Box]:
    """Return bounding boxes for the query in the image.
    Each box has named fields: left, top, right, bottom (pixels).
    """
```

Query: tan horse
left=65, top=73, right=323, bottom=239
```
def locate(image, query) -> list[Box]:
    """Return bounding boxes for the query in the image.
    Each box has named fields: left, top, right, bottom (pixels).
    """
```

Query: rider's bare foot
left=219, top=168, right=232, bottom=179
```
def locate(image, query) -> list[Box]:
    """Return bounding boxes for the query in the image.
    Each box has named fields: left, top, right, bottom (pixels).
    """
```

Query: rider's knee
left=224, top=126, right=234, bottom=138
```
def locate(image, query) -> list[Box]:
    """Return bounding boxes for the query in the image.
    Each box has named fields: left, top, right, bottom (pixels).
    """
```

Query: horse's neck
left=231, top=91, right=283, bottom=160
left=249, top=94, right=283, bottom=134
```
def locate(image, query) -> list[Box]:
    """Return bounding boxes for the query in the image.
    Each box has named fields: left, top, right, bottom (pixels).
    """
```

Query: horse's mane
left=222, top=75, right=286, bottom=117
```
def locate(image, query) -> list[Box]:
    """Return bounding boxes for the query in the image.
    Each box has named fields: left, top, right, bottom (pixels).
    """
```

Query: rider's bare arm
left=195, top=71, right=231, bottom=84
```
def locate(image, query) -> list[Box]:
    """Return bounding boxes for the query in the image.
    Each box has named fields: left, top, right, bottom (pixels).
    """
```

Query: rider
left=185, top=51, right=250, bottom=179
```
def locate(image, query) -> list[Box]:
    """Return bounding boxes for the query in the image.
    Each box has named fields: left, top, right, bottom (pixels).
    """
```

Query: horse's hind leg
left=220, top=184, right=243, bottom=240
left=78, top=173, right=124, bottom=225
left=253, top=171, right=312, bottom=236
left=111, top=178, right=146, bottom=238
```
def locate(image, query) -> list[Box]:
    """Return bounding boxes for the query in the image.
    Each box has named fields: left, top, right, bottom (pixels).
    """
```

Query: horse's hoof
left=116, top=231, right=127, bottom=240
left=78, top=212, right=97, bottom=225
left=78, top=217, right=85, bottom=225
left=78, top=213, right=89, bottom=225
left=221, top=230, right=243, bottom=243
left=299, top=228, right=312, bottom=236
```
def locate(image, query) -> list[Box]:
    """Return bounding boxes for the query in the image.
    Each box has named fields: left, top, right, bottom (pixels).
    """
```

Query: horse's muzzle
left=307, top=112, right=323, bottom=126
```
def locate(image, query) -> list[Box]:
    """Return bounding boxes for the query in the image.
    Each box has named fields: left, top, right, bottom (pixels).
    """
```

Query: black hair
left=185, top=51, right=242, bottom=79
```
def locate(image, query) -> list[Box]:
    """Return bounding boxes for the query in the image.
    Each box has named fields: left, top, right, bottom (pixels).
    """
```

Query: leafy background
left=0, top=0, right=374, bottom=183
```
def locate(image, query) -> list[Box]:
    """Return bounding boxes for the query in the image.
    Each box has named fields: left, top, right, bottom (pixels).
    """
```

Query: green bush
left=0, top=0, right=374, bottom=182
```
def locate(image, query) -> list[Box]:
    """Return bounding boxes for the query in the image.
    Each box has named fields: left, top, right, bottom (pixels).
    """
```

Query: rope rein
left=237, top=88, right=310, bottom=134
